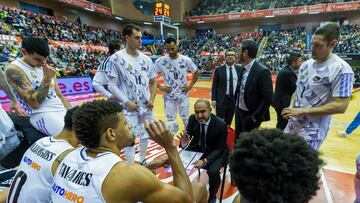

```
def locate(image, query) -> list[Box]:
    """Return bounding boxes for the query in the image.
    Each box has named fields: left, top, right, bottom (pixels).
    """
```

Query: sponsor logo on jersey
left=23, top=155, right=42, bottom=171
left=52, top=183, right=85, bottom=203
left=127, top=64, right=133, bottom=70
left=30, top=71, right=37, bottom=79
left=180, top=65, right=185, bottom=69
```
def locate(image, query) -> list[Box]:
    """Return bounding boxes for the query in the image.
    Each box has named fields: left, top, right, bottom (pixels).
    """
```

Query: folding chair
left=219, top=125, right=236, bottom=203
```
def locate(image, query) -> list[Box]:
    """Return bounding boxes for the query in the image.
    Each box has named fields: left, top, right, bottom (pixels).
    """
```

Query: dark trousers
left=216, top=96, right=235, bottom=125
left=203, top=153, right=227, bottom=200
left=235, top=108, right=261, bottom=139
left=275, top=108, right=288, bottom=130
left=1, top=113, right=47, bottom=168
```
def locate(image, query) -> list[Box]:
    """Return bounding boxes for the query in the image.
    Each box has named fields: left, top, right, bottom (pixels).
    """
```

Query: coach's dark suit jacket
left=185, top=114, right=228, bottom=164
left=211, top=64, right=241, bottom=108
left=273, top=66, right=297, bottom=111
left=235, top=60, right=273, bottom=134
left=273, top=66, right=297, bottom=130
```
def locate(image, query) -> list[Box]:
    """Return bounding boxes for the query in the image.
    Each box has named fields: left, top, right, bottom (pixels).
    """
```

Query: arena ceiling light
left=310, top=12, right=320, bottom=14
left=144, top=22, right=152, bottom=25
left=265, top=15, right=275, bottom=18
left=173, top=23, right=180, bottom=26
left=115, top=17, right=123, bottom=21
left=197, top=21, right=205, bottom=24
left=84, top=8, right=94, bottom=12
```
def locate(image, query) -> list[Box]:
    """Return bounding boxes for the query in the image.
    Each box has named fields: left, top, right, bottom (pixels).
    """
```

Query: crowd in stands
left=0, top=4, right=359, bottom=84
left=186, top=0, right=358, bottom=17
left=334, top=23, right=360, bottom=54
left=51, top=46, right=105, bottom=77
left=0, top=6, right=122, bottom=46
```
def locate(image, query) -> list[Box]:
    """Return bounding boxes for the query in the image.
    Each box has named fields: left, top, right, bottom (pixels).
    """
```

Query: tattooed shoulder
left=5, top=65, right=32, bottom=90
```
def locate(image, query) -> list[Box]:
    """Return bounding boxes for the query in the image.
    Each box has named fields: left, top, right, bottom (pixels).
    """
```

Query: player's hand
left=144, top=120, right=176, bottom=149
left=159, top=85, right=172, bottom=93
left=181, top=85, right=192, bottom=93
left=10, top=100, right=26, bottom=116
left=193, top=160, right=205, bottom=169
left=211, top=101, right=216, bottom=108
left=281, top=107, right=305, bottom=119
left=177, top=131, right=190, bottom=148
left=42, top=64, right=56, bottom=79
left=146, top=154, right=170, bottom=170
left=125, top=101, right=138, bottom=111
left=146, top=100, right=154, bottom=109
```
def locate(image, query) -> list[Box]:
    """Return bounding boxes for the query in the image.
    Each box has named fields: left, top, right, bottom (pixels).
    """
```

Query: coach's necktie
left=200, top=124, right=206, bottom=152
left=229, top=67, right=234, bottom=97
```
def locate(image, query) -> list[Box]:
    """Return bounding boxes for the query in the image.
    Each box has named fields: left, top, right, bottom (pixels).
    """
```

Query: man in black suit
left=273, top=52, right=303, bottom=130
left=179, top=99, right=228, bottom=203
left=235, top=39, right=273, bottom=138
left=211, top=48, right=241, bottom=125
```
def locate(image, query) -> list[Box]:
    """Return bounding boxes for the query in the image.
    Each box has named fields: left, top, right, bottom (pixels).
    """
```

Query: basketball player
left=5, top=107, right=79, bottom=203
left=5, top=37, right=72, bottom=136
left=108, top=24, right=157, bottom=164
left=155, top=37, right=199, bottom=127
left=282, top=22, right=354, bottom=150
left=92, top=40, right=122, bottom=99
left=229, top=129, right=323, bottom=203
left=51, top=100, right=206, bottom=203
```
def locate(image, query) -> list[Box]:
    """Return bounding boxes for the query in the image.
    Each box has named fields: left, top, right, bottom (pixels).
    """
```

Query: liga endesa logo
left=0, top=77, right=94, bottom=103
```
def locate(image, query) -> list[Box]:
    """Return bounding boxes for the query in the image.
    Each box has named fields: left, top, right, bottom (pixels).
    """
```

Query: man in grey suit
left=211, top=48, right=241, bottom=125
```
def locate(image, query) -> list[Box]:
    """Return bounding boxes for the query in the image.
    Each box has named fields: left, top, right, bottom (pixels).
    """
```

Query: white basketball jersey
left=108, top=49, right=156, bottom=115
left=155, top=54, right=197, bottom=99
left=7, top=137, right=73, bottom=203
left=9, top=59, right=65, bottom=115
left=51, top=147, right=122, bottom=203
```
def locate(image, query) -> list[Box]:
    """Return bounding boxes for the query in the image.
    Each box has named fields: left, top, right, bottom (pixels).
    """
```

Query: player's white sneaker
left=337, top=131, right=350, bottom=137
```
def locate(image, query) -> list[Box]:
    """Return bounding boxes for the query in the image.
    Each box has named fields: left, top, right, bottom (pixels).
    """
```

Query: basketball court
left=35, top=79, right=358, bottom=203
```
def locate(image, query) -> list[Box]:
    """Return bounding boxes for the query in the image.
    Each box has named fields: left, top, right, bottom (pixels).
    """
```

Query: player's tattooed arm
left=5, top=65, right=52, bottom=109
left=0, top=68, right=16, bottom=101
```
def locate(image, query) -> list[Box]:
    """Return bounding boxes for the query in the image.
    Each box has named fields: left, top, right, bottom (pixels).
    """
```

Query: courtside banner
left=185, top=1, right=360, bottom=23
left=0, top=77, right=93, bottom=103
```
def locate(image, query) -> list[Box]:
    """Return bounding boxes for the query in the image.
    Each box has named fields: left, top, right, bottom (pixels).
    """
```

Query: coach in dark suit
left=179, top=99, right=228, bottom=203
left=235, top=39, right=273, bottom=138
left=211, top=48, right=241, bottom=125
left=273, top=52, right=303, bottom=130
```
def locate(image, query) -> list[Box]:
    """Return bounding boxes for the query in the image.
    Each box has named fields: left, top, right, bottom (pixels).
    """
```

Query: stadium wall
left=183, top=10, right=360, bottom=35
left=111, top=0, right=189, bottom=23
left=0, top=0, right=124, bottom=31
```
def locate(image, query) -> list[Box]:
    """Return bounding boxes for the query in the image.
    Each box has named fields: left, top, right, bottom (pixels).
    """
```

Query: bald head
left=194, top=99, right=211, bottom=110
left=194, top=99, right=212, bottom=124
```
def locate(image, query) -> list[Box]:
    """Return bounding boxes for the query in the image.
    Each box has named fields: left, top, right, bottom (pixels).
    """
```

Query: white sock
left=139, top=138, right=148, bottom=163
left=124, top=146, right=135, bottom=164
left=182, top=118, right=189, bottom=128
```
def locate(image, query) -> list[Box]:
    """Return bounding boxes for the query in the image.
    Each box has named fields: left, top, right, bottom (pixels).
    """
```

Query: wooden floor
left=62, top=80, right=359, bottom=202
left=152, top=80, right=360, bottom=174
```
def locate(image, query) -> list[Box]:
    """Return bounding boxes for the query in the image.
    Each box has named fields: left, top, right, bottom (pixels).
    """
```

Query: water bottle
left=165, top=120, right=179, bottom=134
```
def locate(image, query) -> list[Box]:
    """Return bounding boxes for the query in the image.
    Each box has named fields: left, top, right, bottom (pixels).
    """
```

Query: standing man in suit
left=211, top=48, right=241, bottom=125
left=179, top=99, right=228, bottom=203
left=273, top=52, right=303, bottom=130
left=235, top=39, right=273, bottom=138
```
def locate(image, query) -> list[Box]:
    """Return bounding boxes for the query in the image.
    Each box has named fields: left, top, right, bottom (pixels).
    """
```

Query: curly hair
left=63, top=106, right=79, bottom=130
left=229, top=129, right=324, bottom=203
left=73, top=100, right=123, bottom=148
left=21, top=37, right=49, bottom=57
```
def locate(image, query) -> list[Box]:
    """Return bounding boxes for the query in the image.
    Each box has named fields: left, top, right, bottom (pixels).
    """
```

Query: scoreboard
left=154, top=2, right=170, bottom=23
left=154, top=2, right=170, bottom=17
